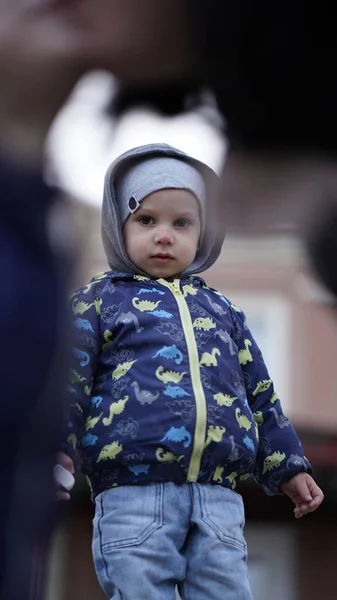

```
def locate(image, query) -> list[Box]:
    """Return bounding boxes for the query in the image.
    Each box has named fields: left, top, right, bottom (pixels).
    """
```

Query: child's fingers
left=294, top=495, right=323, bottom=518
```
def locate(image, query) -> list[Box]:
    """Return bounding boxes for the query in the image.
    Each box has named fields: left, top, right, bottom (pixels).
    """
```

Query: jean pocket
left=94, top=483, right=163, bottom=550
left=198, top=485, right=247, bottom=551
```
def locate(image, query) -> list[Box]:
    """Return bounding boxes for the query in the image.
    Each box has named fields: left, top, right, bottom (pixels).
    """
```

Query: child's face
left=123, top=189, right=201, bottom=279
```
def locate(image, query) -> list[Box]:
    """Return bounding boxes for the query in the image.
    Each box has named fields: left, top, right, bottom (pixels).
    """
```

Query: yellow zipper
left=158, top=278, right=207, bottom=482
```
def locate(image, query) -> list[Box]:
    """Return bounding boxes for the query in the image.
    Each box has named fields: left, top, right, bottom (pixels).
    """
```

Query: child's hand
left=281, top=472, right=324, bottom=518
left=55, top=451, right=75, bottom=501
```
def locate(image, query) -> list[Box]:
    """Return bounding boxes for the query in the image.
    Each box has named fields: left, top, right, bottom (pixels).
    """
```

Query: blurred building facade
left=47, top=201, right=337, bottom=600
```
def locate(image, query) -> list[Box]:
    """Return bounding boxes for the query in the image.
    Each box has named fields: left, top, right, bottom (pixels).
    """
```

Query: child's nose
left=154, top=227, right=174, bottom=245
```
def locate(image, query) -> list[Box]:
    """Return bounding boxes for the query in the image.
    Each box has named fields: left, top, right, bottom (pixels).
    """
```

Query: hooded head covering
left=115, top=156, right=206, bottom=229
left=101, top=143, right=225, bottom=277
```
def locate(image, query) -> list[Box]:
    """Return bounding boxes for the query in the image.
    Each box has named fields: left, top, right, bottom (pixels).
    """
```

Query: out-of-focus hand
left=55, top=451, right=75, bottom=501
left=281, top=472, right=324, bottom=518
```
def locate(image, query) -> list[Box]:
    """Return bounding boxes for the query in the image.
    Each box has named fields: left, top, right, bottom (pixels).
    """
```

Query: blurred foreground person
left=0, top=2, right=194, bottom=598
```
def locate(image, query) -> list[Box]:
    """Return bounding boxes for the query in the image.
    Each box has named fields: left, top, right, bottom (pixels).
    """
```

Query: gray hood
left=101, top=143, right=225, bottom=277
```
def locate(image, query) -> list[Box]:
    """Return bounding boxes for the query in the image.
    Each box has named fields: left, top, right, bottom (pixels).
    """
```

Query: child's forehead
left=140, top=188, right=200, bottom=212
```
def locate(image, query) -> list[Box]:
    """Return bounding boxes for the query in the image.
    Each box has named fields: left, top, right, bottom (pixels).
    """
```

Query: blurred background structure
left=43, top=72, right=337, bottom=600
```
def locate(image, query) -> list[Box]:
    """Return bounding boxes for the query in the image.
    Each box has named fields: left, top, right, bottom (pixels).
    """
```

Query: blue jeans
left=92, top=482, right=253, bottom=600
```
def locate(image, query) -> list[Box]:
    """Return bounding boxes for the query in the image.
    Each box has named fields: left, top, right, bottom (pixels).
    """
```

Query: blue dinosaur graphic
left=137, top=288, right=165, bottom=295
left=81, top=433, right=98, bottom=447
left=128, top=464, right=151, bottom=476
left=90, top=395, right=103, bottom=408
left=161, top=426, right=192, bottom=448
left=74, top=318, right=95, bottom=333
left=243, top=435, right=255, bottom=452
left=66, top=384, right=76, bottom=395
left=72, top=347, right=90, bottom=366
left=148, top=310, right=173, bottom=319
left=152, top=345, right=183, bottom=365
left=163, top=386, right=191, bottom=398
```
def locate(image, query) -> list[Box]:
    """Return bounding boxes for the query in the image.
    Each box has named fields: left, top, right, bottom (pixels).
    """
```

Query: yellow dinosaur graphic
left=235, top=408, right=252, bottom=431
left=253, top=411, right=264, bottom=426
left=238, top=339, right=253, bottom=366
left=134, top=275, right=150, bottom=281
left=97, top=441, right=123, bottom=462
left=193, top=317, right=216, bottom=331
left=156, top=448, right=184, bottom=462
left=84, top=380, right=93, bottom=396
left=72, top=297, right=102, bottom=315
left=230, top=304, right=242, bottom=312
left=102, top=396, right=129, bottom=426
left=132, top=298, right=161, bottom=312
left=213, top=393, right=238, bottom=407
left=262, top=451, right=286, bottom=474
left=155, top=366, right=186, bottom=384
left=102, top=330, right=113, bottom=351
left=226, top=471, right=238, bottom=488
left=205, top=426, right=226, bottom=447
left=86, top=476, right=93, bottom=492
left=70, top=370, right=86, bottom=384
left=85, top=412, right=103, bottom=431
left=270, top=391, right=279, bottom=404
left=67, top=433, right=77, bottom=451
left=182, top=284, right=198, bottom=297
left=200, top=347, right=221, bottom=367
left=253, top=379, right=272, bottom=396
left=112, top=360, right=137, bottom=381
left=213, top=465, right=224, bottom=483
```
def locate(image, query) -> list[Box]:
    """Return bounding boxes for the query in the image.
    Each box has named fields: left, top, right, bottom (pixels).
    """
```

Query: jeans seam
left=101, top=483, right=163, bottom=550
left=198, top=485, right=246, bottom=551
left=97, top=493, right=110, bottom=588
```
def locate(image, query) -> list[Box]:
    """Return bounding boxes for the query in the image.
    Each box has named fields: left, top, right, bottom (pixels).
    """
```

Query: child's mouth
left=152, top=254, right=173, bottom=263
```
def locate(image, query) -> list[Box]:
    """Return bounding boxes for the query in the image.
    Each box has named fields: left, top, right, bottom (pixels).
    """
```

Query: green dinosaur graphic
left=214, top=393, right=238, bottom=407
left=193, top=317, right=216, bottom=331
left=253, top=379, right=272, bottom=397
left=102, top=396, right=129, bottom=426
left=235, top=408, right=252, bottom=431
left=205, top=426, right=226, bottom=447
left=97, top=441, right=123, bottom=462
left=70, top=370, right=86, bottom=384
left=238, top=339, right=253, bottom=366
left=102, top=330, right=114, bottom=351
left=112, top=360, right=137, bottom=381
left=262, top=451, right=286, bottom=474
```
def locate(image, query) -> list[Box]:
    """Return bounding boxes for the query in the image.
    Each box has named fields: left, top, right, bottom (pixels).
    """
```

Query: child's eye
left=174, top=218, right=189, bottom=228
left=139, top=216, right=155, bottom=225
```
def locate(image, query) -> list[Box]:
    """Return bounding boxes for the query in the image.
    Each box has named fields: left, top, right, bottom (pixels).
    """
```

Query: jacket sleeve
left=61, top=286, right=101, bottom=457
left=229, top=303, right=312, bottom=495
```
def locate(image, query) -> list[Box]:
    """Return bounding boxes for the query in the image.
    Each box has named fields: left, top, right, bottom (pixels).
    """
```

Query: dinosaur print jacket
left=63, top=271, right=311, bottom=496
